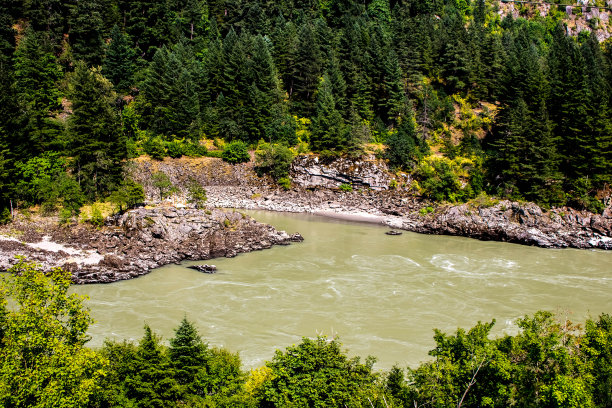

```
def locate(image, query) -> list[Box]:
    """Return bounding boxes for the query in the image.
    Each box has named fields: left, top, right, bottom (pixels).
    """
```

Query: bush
left=339, top=183, right=353, bottom=192
left=89, top=204, right=104, bottom=228
left=222, top=141, right=250, bottom=164
left=254, top=143, right=295, bottom=180
left=183, top=142, right=208, bottom=157
left=143, top=137, right=166, bottom=160
left=277, top=177, right=291, bottom=190
left=165, top=141, right=184, bottom=158
left=205, top=150, right=223, bottom=158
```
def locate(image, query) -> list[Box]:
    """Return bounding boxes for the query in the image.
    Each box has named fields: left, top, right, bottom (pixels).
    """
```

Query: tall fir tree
left=13, top=27, right=63, bottom=157
left=67, top=62, right=126, bottom=199
left=310, top=74, right=347, bottom=152
left=103, top=25, right=136, bottom=92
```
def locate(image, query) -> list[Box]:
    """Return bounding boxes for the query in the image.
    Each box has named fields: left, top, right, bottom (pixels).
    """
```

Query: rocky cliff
left=0, top=207, right=302, bottom=284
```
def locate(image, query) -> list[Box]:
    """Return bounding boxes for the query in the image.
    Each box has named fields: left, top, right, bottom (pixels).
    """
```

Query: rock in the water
left=188, top=264, right=217, bottom=273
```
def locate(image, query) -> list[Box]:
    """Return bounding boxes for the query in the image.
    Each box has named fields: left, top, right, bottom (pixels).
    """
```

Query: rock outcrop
left=0, top=207, right=300, bottom=284
left=130, top=155, right=612, bottom=250
left=290, top=155, right=394, bottom=191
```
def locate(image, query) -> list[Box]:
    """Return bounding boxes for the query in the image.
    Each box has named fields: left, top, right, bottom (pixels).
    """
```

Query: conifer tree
left=68, top=62, right=126, bottom=199
left=292, top=22, right=323, bottom=117
left=13, top=27, right=63, bottom=157
left=169, top=318, right=209, bottom=397
left=310, top=74, right=347, bottom=152
left=125, top=325, right=180, bottom=407
left=385, top=102, right=425, bottom=170
left=69, top=0, right=105, bottom=66
left=103, top=25, right=136, bottom=92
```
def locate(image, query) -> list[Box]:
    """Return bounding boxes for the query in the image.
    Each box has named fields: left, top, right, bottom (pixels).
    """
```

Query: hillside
left=0, top=0, right=611, bottom=223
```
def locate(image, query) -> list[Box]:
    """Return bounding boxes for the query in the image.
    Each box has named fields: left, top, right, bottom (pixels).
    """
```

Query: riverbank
left=203, top=185, right=612, bottom=250
left=129, top=155, right=612, bottom=250
left=0, top=207, right=302, bottom=284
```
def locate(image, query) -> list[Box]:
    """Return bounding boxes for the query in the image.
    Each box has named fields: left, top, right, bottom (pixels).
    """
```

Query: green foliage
left=261, top=336, right=379, bottom=407
left=339, top=183, right=353, bottom=192
left=415, top=156, right=476, bottom=202
left=67, top=62, right=126, bottom=200
left=277, top=177, right=292, bottom=190
left=0, top=259, right=107, bottom=408
left=108, top=179, right=145, bottom=212
left=222, top=141, right=250, bottom=164
left=186, top=179, right=207, bottom=209
left=89, top=204, right=104, bottom=228
left=151, top=171, right=175, bottom=201
left=254, top=142, right=295, bottom=180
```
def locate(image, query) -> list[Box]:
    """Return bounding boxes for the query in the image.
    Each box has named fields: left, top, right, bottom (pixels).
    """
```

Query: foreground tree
left=0, top=258, right=107, bottom=408
left=261, top=336, right=380, bottom=406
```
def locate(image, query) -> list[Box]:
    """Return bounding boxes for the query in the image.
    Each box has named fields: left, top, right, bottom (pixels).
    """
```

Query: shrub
left=277, top=177, right=291, bottom=190
left=143, top=137, right=166, bottom=160
left=339, top=183, right=353, bottom=192
left=254, top=143, right=295, bottom=180
left=165, top=141, right=184, bottom=158
left=89, top=204, right=104, bottom=228
left=205, top=150, right=223, bottom=158
left=221, top=141, right=250, bottom=164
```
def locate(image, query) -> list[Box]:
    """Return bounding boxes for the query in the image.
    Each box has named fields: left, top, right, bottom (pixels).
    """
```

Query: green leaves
left=0, top=259, right=107, bottom=408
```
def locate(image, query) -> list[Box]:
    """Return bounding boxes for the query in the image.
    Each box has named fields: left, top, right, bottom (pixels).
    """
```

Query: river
left=72, top=210, right=612, bottom=370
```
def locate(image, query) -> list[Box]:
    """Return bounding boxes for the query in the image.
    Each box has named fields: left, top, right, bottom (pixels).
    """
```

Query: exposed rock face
left=132, top=155, right=612, bottom=250
left=390, top=201, right=612, bottom=250
left=0, top=207, right=299, bottom=284
left=204, top=186, right=612, bottom=250
left=290, top=155, right=394, bottom=191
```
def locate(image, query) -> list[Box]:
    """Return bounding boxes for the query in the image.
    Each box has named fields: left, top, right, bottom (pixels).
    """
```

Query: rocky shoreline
left=130, top=156, right=612, bottom=250
left=204, top=185, right=612, bottom=250
left=0, top=207, right=302, bottom=284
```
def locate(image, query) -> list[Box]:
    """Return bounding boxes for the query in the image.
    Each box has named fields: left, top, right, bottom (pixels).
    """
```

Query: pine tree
left=169, top=318, right=209, bottom=397
left=125, top=325, right=180, bottom=407
left=68, top=62, right=126, bottom=199
left=13, top=27, right=63, bottom=157
left=310, top=74, right=347, bottom=152
left=103, top=25, right=136, bottom=92
left=69, top=0, right=105, bottom=66
left=385, top=102, right=425, bottom=170
left=292, top=21, right=323, bottom=117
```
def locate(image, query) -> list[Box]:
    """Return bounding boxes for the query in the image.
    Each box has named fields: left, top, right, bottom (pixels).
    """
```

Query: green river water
left=72, top=210, right=612, bottom=370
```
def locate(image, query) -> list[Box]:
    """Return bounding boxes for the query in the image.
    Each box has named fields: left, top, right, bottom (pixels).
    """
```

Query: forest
left=0, top=0, right=611, bottom=220
left=2, top=258, right=612, bottom=407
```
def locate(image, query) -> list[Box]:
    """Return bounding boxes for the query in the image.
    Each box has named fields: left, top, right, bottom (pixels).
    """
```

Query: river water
left=73, top=210, right=612, bottom=370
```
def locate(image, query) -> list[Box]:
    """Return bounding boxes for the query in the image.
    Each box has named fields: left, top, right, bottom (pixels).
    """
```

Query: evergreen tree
left=12, top=27, right=63, bottom=157
left=169, top=318, right=209, bottom=397
left=67, top=62, right=126, bottom=199
left=292, top=21, right=323, bottom=117
left=310, top=74, right=347, bottom=152
left=103, top=24, right=136, bottom=92
left=125, top=325, right=180, bottom=407
left=385, top=102, right=425, bottom=170
left=69, top=0, right=105, bottom=66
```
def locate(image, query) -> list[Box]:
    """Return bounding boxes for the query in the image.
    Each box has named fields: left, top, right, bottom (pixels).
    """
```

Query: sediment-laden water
left=73, top=210, right=612, bottom=370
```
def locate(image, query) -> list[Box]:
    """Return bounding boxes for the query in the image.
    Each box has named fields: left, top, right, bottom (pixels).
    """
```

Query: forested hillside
left=0, top=0, right=611, bottom=218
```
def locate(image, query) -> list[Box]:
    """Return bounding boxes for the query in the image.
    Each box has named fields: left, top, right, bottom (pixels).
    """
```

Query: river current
left=72, top=210, right=612, bottom=370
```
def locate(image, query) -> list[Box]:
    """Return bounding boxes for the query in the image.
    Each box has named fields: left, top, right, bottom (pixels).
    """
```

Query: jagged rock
left=0, top=207, right=302, bottom=284
left=290, top=155, right=395, bottom=191
left=188, top=264, right=217, bottom=273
